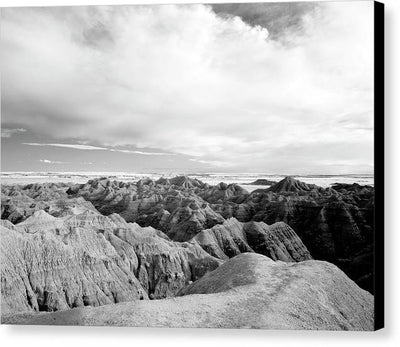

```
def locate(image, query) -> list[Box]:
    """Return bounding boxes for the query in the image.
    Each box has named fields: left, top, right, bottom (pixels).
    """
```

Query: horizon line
left=0, top=171, right=375, bottom=177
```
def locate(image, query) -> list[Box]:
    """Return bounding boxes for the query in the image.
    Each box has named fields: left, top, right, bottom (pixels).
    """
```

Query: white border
left=0, top=0, right=398, bottom=346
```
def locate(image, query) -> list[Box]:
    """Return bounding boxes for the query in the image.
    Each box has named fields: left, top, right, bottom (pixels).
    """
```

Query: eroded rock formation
left=211, top=177, right=375, bottom=292
left=1, top=175, right=375, bottom=292
left=4, top=253, right=374, bottom=330
left=66, top=177, right=225, bottom=241
left=246, top=179, right=277, bottom=186
left=1, top=208, right=221, bottom=314
left=192, top=218, right=312, bottom=262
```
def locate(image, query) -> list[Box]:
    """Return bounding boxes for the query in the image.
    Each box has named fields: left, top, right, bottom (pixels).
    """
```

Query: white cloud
left=23, top=142, right=173, bottom=155
left=26, top=143, right=108, bottom=151
left=1, top=3, right=374, bottom=173
left=39, top=159, right=67, bottom=164
left=1, top=128, right=26, bottom=138
left=109, top=149, right=174, bottom=155
left=189, top=158, right=234, bottom=168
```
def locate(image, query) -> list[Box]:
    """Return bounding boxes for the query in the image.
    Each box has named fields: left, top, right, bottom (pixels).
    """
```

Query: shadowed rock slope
left=3, top=253, right=374, bottom=330
left=212, top=177, right=375, bottom=292
left=192, top=218, right=312, bottom=262
left=246, top=179, right=277, bottom=186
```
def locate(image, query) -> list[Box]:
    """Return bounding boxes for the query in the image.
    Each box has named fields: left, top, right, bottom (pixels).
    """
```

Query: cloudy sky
left=1, top=1, right=374, bottom=174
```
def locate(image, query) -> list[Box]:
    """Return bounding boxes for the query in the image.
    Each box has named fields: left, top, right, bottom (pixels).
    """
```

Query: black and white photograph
left=0, top=0, right=384, bottom=331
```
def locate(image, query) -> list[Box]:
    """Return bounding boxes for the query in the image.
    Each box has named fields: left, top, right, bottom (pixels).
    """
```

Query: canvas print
left=0, top=1, right=384, bottom=330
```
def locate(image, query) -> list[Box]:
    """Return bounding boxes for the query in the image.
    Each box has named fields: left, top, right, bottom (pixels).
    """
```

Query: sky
left=0, top=1, right=374, bottom=174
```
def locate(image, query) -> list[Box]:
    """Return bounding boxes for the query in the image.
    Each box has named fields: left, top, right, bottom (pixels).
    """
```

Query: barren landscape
left=1, top=175, right=374, bottom=329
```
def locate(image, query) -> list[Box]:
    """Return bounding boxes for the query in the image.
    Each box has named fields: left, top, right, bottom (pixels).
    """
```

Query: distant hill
left=246, top=178, right=277, bottom=185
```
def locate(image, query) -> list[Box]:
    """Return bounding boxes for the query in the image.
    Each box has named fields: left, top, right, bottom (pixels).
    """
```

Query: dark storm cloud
left=211, top=1, right=320, bottom=41
left=81, top=21, right=115, bottom=49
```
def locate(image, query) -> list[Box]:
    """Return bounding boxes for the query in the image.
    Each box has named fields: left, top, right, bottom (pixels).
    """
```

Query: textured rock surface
left=1, top=208, right=221, bottom=314
left=1, top=175, right=375, bottom=329
left=192, top=218, right=312, bottom=262
left=213, top=177, right=375, bottom=292
left=66, top=177, right=226, bottom=241
left=198, top=182, right=249, bottom=204
left=266, top=176, right=327, bottom=193
left=1, top=182, right=98, bottom=223
left=1, top=176, right=375, bottom=292
left=3, top=253, right=374, bottom=331
left=1, top=222, right=146, bottom=314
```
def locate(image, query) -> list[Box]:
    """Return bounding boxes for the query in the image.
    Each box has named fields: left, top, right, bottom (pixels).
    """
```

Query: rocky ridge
left=3, top=253, right=374, bottom=330
left=1, top=207, right=223, bottom=314
left=192, top=218, right=312, bottom=262
left=1, top=203, right=310, bottom=314
left=1, top=175, right=375, bottom=292
left=212, top=177, right=374, bottom=292
left=246, top=179, right=277, bottom=186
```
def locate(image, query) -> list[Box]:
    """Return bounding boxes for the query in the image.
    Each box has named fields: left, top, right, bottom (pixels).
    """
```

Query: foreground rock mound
left=4, top=253, right=374, bottom=330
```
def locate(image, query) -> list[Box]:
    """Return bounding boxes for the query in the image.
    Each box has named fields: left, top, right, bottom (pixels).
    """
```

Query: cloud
left=109, top=149, right=174, bottom=156
left=1, top=3, right=374, bottom=173
left=189, top=158, right=234, bottom=168
left=212, top=2, right=319, bottom=42
left=1, top=128, right=26, bottom=138
left=39, top=159, right=67, bottom=164
left=26, top=143, right=109, bottom=151
left=23, top=142, right=173, bottom=155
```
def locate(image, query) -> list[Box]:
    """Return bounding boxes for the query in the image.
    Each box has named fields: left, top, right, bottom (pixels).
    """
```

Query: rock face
left=198, top=182, right=249, bottom=204
left=1, top=175, right=375, bottom=292
left=212, top=177, right=375, bottom=292
left=0, top=181, right=314, bottom=317
left=1, top=208, right=221, bottom=314
left=1, top=176, right=375, bottom=330
left=1, top=221, right=146, bottom=314
left=66, top=177, right=225, bottom=241
left=1, top=182, right=97, bottom=223
left=161, top=175, right=206, bottom=189
left=101, top=222, right=222, bottom=299
left=4, top=253, right=374, bottom=331
left=266, top=176, right=326, bottom=193
left=192, top=218, right=312, bottom=262
left=1, top=205, right=308, bottom=314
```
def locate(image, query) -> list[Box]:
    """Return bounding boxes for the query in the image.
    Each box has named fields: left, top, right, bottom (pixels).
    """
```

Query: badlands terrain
left=1, top=175, right=375, bottom=329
